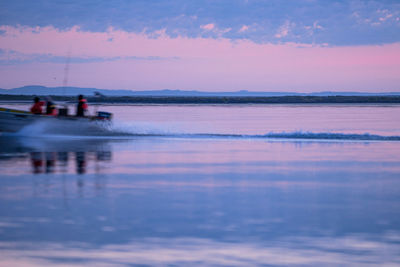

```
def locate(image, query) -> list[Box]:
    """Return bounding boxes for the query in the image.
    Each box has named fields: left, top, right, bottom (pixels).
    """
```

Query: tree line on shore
left=1, top=94, right=400, bottom=104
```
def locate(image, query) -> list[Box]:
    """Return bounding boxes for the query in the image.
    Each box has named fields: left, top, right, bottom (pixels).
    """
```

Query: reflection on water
left=0, top=135, right=400, bottom=266
left=28, top=151, right=111, bottom=175
left=0, top=136, right=112, bottom=175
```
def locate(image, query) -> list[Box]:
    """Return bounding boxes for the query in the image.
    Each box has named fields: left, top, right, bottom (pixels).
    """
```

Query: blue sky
left=1, top=0, right=399, bottom=46
left=0, top=0, right=399, bottom=91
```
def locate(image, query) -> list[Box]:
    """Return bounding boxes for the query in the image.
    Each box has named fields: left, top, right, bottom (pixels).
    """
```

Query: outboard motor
left=96, top=111, right=112, bottom=121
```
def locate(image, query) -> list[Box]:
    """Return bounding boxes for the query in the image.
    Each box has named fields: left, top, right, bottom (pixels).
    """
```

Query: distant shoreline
left=1, top=95, right=400, bottom=104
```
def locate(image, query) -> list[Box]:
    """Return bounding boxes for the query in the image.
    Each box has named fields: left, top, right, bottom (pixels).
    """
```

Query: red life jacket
left=80, top=99, right=88, bottom=110
left=30, top=101, right=44, bottom=114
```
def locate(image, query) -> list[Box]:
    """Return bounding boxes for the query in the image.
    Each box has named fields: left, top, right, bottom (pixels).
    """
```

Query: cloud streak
left=0, top=48, right=178, bottom=65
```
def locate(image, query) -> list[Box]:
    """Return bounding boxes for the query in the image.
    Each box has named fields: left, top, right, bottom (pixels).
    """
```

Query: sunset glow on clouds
left=0, top=0, right=399, bottom=92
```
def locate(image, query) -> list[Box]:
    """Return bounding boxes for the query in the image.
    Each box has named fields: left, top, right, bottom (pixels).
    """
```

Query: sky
left=0, top=0, right=399, bottom=92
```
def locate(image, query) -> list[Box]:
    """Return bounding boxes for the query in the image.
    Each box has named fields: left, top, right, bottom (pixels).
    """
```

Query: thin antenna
left=62, top=49, right=71, bottom=97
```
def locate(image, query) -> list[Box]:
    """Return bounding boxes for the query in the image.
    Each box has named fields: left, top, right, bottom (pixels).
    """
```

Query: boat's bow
left=0, top=107, right=40, bottom=133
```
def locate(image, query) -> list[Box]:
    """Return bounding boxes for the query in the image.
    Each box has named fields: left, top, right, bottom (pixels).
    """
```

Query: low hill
left=1, top=85, right=400, bottom=97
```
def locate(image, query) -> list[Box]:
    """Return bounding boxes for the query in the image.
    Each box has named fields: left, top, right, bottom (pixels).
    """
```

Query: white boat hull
left=0, top=107, right=112, bottom=135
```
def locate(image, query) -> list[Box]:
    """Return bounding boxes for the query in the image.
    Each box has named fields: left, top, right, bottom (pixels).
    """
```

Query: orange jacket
left=80, top=99, right=88, bottom=109
left=77, top=99, right=88, bottom=116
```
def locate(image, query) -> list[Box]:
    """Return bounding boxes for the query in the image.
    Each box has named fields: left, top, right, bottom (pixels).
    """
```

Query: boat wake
left=180, top=132, right=400, bottom=141
left=4, top=120, right=400, bottom=141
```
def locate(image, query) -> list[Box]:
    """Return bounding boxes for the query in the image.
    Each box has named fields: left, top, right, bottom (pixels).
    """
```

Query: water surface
left=0, top=104, right=399, bottom=266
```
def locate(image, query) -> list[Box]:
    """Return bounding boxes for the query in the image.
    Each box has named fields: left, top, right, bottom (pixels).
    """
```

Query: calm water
left=0, top=104, right=400, bottom=266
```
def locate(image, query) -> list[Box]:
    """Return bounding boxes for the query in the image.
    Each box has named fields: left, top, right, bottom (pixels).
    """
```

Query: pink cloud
left=274, top=20, right=294, bottom=38
left=239, top=25, right=249, bottom=32
left=200, top=23, right=215, bottom=31
left=0, top=25, right=399, bottom=92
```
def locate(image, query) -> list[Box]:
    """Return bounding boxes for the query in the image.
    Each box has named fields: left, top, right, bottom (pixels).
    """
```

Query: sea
left=0, top=103, right=399, bottom=266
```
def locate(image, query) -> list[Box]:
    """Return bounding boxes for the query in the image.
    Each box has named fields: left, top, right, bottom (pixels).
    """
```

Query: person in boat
left=30, top=97, right=45, bottom=115
left=76, top=94, right=88, bottom=117
left=45, top=96, right=57, bottom=116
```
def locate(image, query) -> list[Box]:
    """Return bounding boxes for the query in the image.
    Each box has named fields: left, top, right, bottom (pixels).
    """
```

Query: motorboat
left=0, top=106, right=113, bottom=135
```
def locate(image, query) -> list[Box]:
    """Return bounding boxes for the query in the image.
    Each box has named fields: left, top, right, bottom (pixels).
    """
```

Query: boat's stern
left=95, top=111, right=113, bottom=121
